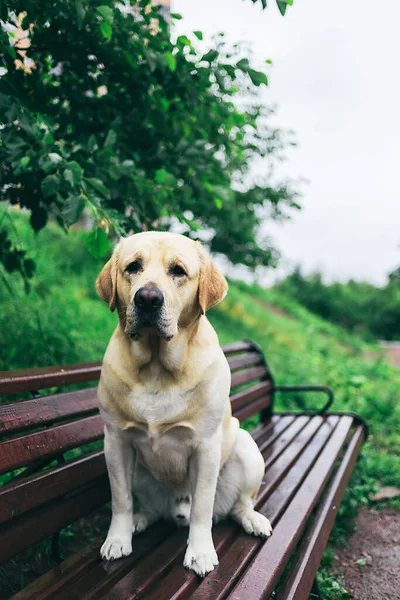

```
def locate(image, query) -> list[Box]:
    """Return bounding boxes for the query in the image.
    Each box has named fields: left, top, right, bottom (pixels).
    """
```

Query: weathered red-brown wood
left=231, top=366, right=267, bottom=389
left=276, top=426, right=365, bottom=600
left=0, top=450, right=106, bottom=524
left=227, top=417, right=354, bottom=600
left=53, top=522, right=177, bottom=600
left=0, top=414, right=104, bottom=475
left=0, top=480, right=110, bottom=565
left=230, top=381, right=272, bottom=413
left=186, top=417, right=338, bottom=600
left=9, top=540, right=102, bottom=600
left=227, top=353, right=262, bottom=372
left=0, top=387, right=98, bottom=435
left=0, top=362, right=102, bottom=395
left=221, top=341, right=254, bottom=356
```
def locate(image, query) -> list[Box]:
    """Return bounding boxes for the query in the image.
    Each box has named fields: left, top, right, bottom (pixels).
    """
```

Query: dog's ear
left=96, top=250, right=118, bottom=312
left=197, top=242, right=228, bottom=314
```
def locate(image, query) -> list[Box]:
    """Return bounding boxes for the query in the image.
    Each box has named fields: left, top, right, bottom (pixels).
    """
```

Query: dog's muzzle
left=126, top=286, right=173, bottom=340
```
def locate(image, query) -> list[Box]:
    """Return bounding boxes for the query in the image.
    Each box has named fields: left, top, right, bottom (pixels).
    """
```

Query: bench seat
left=0, top=341, right=366, bottom=600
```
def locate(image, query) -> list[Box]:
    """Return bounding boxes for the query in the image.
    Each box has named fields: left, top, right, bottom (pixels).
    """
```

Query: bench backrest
left=0, top=340, right=273, bottom=565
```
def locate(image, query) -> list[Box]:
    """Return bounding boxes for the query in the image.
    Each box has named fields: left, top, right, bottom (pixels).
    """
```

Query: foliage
left=276, top=266, right=400, bottom=340
left=0, top=0, right=299, bottom=279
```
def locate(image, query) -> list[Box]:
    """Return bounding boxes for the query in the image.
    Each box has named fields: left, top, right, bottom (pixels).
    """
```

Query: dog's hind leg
left=132, top=461, right=171, bottom=534
left=213, top=428, right=272, bottom=538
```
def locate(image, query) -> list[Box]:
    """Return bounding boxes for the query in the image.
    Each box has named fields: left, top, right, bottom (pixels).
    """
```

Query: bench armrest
left=274, top=385, right=334, bottom=414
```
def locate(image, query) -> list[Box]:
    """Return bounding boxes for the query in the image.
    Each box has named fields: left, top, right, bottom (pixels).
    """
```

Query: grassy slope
left=1, top=211, right=399, bottom=597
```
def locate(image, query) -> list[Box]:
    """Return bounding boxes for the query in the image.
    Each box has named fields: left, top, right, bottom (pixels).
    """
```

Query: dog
left=96, top=231, right=272, bottom=577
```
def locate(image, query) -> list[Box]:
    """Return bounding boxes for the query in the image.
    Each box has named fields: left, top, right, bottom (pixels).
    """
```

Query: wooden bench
left=0, top=340, right=367, bottom=600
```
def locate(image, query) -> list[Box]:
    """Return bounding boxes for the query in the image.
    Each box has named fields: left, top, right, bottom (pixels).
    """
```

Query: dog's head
left=96, top=232, right=227, bottom=341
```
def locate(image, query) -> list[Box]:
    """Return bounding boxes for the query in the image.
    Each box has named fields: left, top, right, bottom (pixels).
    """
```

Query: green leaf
left=6, top=46, right=17, bottom=60
left=62, top=195, right=85, bottom=226
left=96, top=5, right=114, bottom=24
left=213, top=185, right=233, bottom=204
left=261, top=0, right=267, bottom=7
left=164, top=52, right=177, bottom=72
left=20, top=156, right=30, bottom=170
left=41, top=174, right=60, bottom=198
left=75, top=0, right=86, bottom=29
left=194, top=31, right=203, bottom=41
left=170, top=12, right=182, bottom=19
left=236, top=58, right=250, bottom=72
left=48, top=152, right=63, bottom=164
left=356, top=558, right=367, bottom=567
left=100, top=21, right=112, bottom=39
left=86, top=177, right=110, bottom=199
left=154, top=169, right=176, bottom=186
left=248, top=69, right=268, bottom=86
left=202, top=49, right=218, bottom=63
left=266, top=59, right=272, bottom=64
left=104, top=130, right=117, bottom=148
left=64, top=161, right=83, bottom=187
left=43, top=133, right=54, bottom=146
left=276, top=0, right=287, bottom=16
left=120, top=160, right=135, bottom=175
left=87, top=227, right=109, bottom=257
left=177, top=35, right=191, bottom=47
left=88, top=135, right=98, bottom=152
left=30, top=205, right=48, bottom=231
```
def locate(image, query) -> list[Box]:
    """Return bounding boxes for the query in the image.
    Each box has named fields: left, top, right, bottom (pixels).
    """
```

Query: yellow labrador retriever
left=96, top=231, right=272, bottom=577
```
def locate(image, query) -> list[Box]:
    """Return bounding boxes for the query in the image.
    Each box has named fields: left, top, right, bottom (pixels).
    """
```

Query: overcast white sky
left=174, top=0, right=400, bottom=285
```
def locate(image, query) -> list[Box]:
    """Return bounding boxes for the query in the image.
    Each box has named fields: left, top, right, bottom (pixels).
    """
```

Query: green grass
left=1, top=208, right=400, bottom=598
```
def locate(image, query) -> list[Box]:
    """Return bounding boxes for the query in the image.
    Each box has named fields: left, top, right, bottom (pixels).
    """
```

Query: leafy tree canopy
left=0, top=0, right=298, bottom=282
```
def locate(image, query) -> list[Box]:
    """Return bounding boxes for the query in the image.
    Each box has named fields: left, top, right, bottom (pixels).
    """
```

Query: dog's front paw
left=183, top=543, right=219, bottom=577
left=100, top=536, right=132, bottom=561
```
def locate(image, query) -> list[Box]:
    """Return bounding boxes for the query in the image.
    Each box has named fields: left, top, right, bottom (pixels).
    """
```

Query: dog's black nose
left=134, top=287, right=164, bottom=312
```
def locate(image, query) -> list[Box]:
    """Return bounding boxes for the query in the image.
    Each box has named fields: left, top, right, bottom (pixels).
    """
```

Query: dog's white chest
left=127, top=388, right=196, bottom=487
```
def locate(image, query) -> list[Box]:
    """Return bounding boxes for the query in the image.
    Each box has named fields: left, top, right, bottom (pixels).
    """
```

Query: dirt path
left=380, top=342, right=400, bottom=369
left=333, top=507, right=400, bottom=599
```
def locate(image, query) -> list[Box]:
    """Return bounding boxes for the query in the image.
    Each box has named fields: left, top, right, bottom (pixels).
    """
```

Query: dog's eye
left=170, top=264, right=187, bottom=277
left=125, top=260, right=142, bottom=274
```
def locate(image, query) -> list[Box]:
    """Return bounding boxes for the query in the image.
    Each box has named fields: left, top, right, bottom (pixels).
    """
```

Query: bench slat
left=276, top=426, right=365, bottom=600
left=227, top=353, right=262, bottom=372
left=0, top=387, right=98, bottom=435
left=230, top=381, right=272, bottom=413
left=222, top=341, right=254, bottom=356
left=0, top=415, right=104, bottom=475
left=0, top=480, right=110, bottom=565
left=0, top=450, right=106, bottom=524
left=0, top=362, right=102, bottom=396
left=231, top=365, right=267, bottom=389
left=227, top=416, right=354, bottom=600
left=234, top=396, right=270, bottom=422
